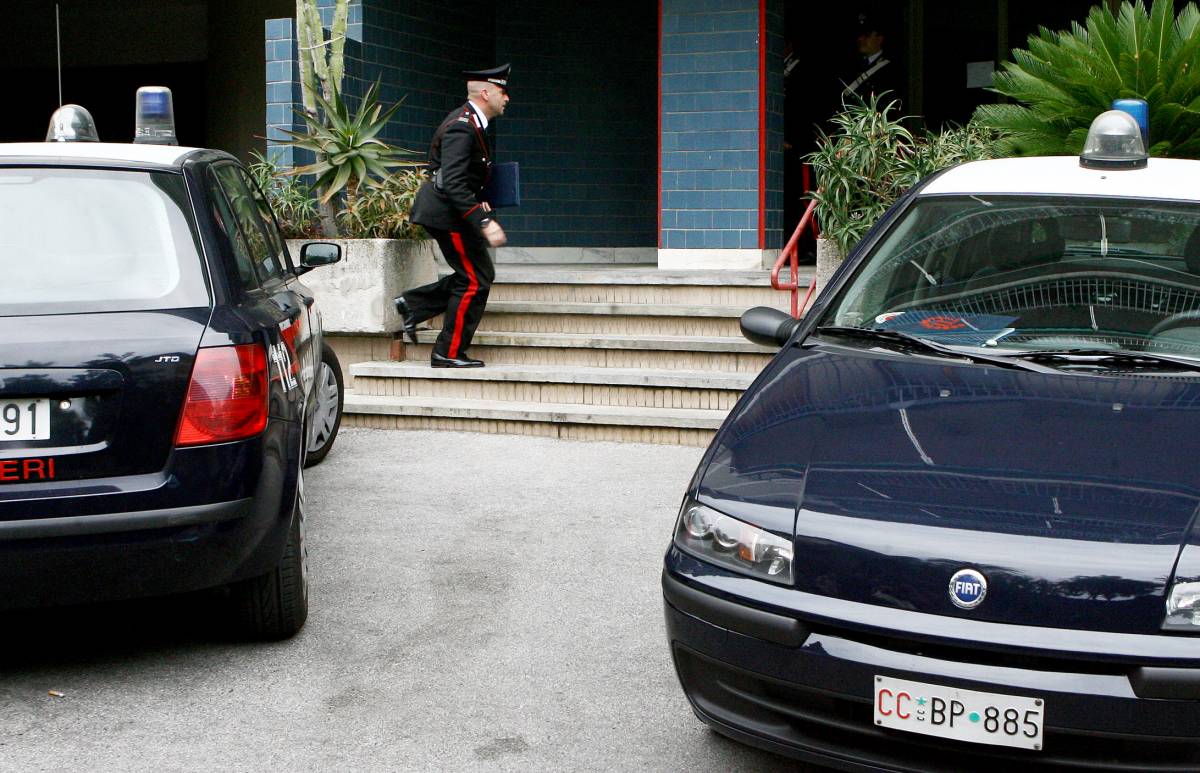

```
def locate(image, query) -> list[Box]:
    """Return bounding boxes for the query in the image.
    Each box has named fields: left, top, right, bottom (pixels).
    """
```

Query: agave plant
left=280, top=80, right=420, bottom=207
left=974, top=0, right=1200, bottom=158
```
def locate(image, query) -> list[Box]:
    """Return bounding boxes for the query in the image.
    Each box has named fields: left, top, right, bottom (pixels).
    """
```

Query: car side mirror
left=740, top=306, right=801, bottom=348
left=296, top=242, right=341, bottom=274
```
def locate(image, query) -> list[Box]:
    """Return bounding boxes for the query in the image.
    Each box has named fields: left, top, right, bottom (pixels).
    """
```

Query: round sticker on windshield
left=919, top=315, right=968, bottom=331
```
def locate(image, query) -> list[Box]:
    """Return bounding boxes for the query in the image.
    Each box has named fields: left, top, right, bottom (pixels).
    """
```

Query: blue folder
left=482, top=162, right=520, bottom=208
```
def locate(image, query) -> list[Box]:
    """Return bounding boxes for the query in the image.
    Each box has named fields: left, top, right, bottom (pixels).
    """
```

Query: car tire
left=304, top=343, right=343, bottom=467
left=230, top=467, right=309, bottom=640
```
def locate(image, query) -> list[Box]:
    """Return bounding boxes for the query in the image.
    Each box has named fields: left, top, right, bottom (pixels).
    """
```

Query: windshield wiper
left=1013, top=348, right=1200, bottom=373
left=812, top=326, right=1056, bottom=372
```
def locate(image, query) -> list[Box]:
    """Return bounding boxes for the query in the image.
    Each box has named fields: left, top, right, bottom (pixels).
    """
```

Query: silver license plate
left=874, top=675, right=1044, bottom=750
left=1, top=398, right=50, bottom=441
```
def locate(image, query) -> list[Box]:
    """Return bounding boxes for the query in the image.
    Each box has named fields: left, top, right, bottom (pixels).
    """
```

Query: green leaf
left=980, top=1, right=1200, bottom=159
left=321, top=163, right=354, bottom=203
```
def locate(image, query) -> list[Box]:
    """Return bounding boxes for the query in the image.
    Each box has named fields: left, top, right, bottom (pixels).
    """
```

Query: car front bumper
left=663, top=549, right=1200, bottom=772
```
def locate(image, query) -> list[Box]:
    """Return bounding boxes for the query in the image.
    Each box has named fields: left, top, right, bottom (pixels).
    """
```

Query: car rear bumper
left=663, top=562, right=1200, bottom=772
left=0, top=498, right=251, bottom=539
left=0, top=423, right=300, bottom=609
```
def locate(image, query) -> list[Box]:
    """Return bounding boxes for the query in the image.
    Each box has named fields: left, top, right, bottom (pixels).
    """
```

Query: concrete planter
left=814, top=238, right=844, bottom=299
left=288, top=238, right=442, bottom=334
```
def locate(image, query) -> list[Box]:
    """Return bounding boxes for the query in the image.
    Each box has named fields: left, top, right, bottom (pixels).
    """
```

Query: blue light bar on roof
left=134, top=86, right=178, bottom=146
left=1111, top=98, right=1150, bottom=151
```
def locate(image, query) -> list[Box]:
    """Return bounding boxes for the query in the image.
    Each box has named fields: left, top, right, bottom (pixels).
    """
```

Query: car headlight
left=1164, top=581, right=1200, bottom=631
left=673, top=500, right=793, bottom=585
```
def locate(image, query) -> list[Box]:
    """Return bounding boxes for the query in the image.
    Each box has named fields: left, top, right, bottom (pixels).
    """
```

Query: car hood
left=697, top=343, right=1200, bottom=634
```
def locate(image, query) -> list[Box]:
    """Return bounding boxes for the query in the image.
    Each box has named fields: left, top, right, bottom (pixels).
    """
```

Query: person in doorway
left=394, top=64, right=511, bottom=368
left=840, top=12, right=900, bottom=107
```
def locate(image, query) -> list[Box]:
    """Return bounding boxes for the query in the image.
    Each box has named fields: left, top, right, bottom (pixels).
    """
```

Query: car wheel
left=230, top=467, right=309, bottom=640
left=304, top=343, right=343, bottom=467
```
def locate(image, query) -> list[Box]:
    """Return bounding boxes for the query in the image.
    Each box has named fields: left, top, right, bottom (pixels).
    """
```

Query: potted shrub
left=254, top=151, right=440, bottom=336
left=271, top=80, right=438, bottom=336
left=807, top=95, right=1005, bottom=295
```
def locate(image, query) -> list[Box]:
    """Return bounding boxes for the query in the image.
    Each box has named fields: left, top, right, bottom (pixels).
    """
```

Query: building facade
left=1, top=1, right=1108, bottom=271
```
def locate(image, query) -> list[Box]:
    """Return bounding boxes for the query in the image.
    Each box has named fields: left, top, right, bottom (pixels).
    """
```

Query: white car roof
left=921, top=156, right=1200, bottom=202
left=0, top=142, right=201, bottom=167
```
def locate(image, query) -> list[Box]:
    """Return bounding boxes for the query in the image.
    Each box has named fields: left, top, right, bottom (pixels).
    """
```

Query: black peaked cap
left=463, top=63, right=511, bottom=94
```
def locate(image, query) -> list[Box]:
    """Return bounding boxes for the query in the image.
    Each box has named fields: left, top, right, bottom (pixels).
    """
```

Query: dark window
left=213, top=164, right=285, bottom=284
left=206, top=168, right=258, bottom=291
left=241, top=169, right=294, bottom=275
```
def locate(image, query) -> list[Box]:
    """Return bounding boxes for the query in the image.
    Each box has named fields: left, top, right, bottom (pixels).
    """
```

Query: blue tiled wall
left=266, top=1, right=655, bottom=249
left=494, top=2, right=658, bottom=248
left=362, top=1, right=657, bottom=248
left=661, top=0, right=782, bottom=251
left=265, top=3, right=365, bottom=168
left=358, top=0, right=492, bottom=156
left=264, top=17, right=300, bottom=167
left=764, top=0, right=784, bottom=250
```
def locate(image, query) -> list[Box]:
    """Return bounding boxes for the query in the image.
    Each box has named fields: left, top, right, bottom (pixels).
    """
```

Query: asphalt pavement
left=0, top=428, right=817, bottom=772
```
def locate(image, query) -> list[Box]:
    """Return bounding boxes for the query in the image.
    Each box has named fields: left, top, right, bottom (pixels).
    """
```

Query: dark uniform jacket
left=842, top=53, right=902, bottom=108
left=410, top=102, right=494, bottom=235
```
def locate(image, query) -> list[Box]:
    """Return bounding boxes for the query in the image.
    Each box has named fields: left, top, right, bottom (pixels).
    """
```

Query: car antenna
left=55, top=3, right=63, bottom=106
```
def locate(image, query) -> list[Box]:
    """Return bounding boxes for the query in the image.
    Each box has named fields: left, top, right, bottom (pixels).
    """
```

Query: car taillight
left=175, top=344, right=268, bottom=446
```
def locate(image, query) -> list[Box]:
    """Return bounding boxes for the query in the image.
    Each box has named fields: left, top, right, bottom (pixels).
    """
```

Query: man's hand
left=482, top=220, right=507, bottom=247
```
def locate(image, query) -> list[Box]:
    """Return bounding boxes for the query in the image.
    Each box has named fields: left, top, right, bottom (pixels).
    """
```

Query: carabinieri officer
left=395, top=64, right=511, bottom=368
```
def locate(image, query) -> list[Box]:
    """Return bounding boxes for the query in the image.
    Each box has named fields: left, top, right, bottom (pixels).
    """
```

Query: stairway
left=340, top=265, right=806, bottom=446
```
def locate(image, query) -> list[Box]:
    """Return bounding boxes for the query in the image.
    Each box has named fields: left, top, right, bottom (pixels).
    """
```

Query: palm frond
left=975, top=0, right=1200, bottom=159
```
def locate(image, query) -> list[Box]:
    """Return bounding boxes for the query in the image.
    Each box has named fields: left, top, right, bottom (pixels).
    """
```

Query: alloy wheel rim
left=309, top=362, right=340, bottom=453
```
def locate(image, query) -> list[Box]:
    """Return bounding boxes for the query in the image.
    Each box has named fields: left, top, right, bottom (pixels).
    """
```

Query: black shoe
left=431, top=352, right=485, bottom=368
left=393, top=295, right=419, bottom=344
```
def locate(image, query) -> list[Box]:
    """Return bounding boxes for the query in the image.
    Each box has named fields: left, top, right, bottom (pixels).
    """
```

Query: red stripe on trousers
left=448, top=231, right=478, bottom=358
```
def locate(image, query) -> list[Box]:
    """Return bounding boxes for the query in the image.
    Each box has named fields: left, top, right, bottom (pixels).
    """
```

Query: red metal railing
left=771, top=196, right=820, bottom=319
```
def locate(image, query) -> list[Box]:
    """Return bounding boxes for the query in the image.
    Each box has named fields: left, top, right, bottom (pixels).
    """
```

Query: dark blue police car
left=664, top=109, right=1200, bottom=768
left=0, top=100, right=344, bottom=639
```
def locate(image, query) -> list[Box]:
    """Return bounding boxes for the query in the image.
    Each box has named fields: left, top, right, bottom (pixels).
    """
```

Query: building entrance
left=780, top=0, right=1097, bottom=250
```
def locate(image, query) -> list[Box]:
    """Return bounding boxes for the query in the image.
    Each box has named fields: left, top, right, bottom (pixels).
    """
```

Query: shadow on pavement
left=0, top=590, right=244, bottom=670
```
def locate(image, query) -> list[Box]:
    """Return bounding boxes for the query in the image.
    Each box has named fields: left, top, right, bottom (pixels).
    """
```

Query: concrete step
left=344, top=394, right=728, bottom=429
left=411, top=329, right=771, bottom=353
left=345, top=410, right=718, bottom=446
left=327, top=264, right=805, bottom=446
left=350, top=362, right=753, bottom=410
left=352, top=361, right=754, bottom=388
left=425, top=300, right=752, bottom=336
left=403, top=331, right=774, bottom=372
left=494, top=266, right=785, bottom=285
left=486, top=266, right=807, bottom=308
left=489, top=282, right=789, bottom=308
left=482, top=300, right=752, bottom=317
left=474, top=312, right=739, bottom=337
left=472, top=301, right=751, bottom=337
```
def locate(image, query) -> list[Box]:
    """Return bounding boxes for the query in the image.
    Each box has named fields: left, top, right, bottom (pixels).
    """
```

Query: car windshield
left=0, top=167, right=209, bottom=316
left=820, top=195, right=1200, bottom=358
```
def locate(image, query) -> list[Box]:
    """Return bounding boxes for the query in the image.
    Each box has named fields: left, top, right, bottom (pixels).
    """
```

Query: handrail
left=771, top=195, right=820, bottom=319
